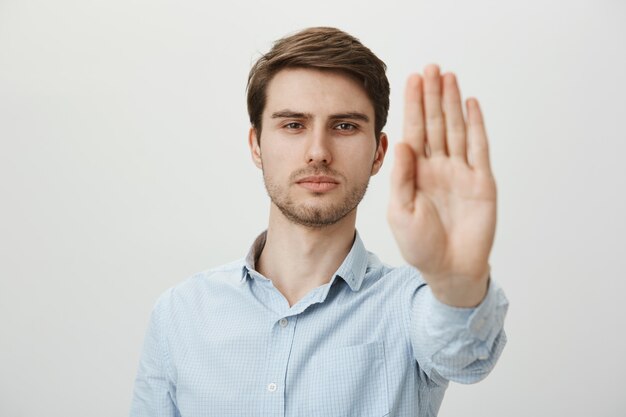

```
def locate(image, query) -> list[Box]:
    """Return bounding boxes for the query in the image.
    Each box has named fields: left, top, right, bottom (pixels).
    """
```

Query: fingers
left=390, top=143, right=416, bottom=210
left=403, top=74, right=425, bottom=157
left=404, top=65, right=482, bottom=170
left=423, top=64, right=446, bottom=156
left=442, top=73, right=467, bottom=162
left=466, top=98, right=492, bottom=173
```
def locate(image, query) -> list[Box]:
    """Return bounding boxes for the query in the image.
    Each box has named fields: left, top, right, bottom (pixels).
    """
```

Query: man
left=130, top=27, right=508, bottom=416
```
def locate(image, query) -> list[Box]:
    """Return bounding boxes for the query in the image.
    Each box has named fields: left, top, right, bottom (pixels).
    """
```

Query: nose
left=305, top=128, right=332, bottom=165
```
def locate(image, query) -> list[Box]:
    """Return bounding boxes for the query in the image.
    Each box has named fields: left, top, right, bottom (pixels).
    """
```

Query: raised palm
left=387, top=65, right=497, bottom=307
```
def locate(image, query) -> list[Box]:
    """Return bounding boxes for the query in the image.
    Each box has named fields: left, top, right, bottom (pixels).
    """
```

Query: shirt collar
left=240, top=229, right=369, bottom=292
left=241, top=231, right=267, bottom=279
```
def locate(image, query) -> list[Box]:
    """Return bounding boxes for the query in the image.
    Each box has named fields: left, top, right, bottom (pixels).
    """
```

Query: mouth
left=296, top=175, right=340, bottom=192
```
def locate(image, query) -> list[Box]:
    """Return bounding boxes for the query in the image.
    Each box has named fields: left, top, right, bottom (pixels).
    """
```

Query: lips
left=296, top=175, right=339, bottom=184
left=296, top=175, right=339, bottom=192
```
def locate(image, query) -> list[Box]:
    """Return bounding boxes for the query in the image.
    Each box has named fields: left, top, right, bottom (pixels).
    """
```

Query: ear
left=371, top=132, right=388, bottom=175
left=248, top=127, right=263, bottom=169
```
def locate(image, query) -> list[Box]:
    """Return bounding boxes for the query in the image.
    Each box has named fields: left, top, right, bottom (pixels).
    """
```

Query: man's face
left=249, top=68, right=388, bottom=229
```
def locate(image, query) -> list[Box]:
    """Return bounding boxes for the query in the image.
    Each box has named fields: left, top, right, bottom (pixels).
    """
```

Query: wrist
left=425, top=267, right=491, bottom=308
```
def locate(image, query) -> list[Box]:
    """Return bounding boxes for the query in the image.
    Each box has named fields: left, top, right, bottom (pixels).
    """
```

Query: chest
left=168, top=288, right=412, bottom=417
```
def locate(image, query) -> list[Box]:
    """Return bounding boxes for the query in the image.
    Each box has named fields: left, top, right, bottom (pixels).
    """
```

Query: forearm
left=408, top=276, right=508, bottom=384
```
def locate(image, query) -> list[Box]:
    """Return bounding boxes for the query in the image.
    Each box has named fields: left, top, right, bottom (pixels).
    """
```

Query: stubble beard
left=262, top=165, right=370, bottom=229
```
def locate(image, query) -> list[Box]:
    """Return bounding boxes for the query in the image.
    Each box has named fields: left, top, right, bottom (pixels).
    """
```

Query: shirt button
left=267, top=382, right=277, bottom=392
left=279, top=318, right=288, bottom=328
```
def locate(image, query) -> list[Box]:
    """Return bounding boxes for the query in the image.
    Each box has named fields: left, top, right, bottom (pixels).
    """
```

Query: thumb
left=390, top=143, right=417, bottom=210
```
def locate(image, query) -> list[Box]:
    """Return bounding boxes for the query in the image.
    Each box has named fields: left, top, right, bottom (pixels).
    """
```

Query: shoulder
left=153, top=258, right=246, bottom=312
left=366, top=252, right=426, bottom=290
left=359, top=252, right=427, bottom=304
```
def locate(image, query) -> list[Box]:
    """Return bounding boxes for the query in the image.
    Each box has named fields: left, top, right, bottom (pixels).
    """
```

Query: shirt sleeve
left=130, top=292, right=180, bottom=417
left=406, top=276, right=509, bottom=386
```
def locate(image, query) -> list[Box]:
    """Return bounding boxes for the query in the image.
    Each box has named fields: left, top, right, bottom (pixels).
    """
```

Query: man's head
left=246, top=27, right=390, bottom=143
left=246, top=28, right=390, bottom=229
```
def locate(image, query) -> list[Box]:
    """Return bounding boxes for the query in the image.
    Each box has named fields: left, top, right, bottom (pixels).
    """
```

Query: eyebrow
left=271, top=110, right=370, bottom=123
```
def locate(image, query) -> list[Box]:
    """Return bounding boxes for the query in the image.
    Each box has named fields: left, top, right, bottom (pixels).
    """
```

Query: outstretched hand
left=387, top=64, right=497, bottom=307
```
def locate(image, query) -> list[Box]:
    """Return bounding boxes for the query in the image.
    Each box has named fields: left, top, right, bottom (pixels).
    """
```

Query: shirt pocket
left=307, top=341, right=390, bottom=417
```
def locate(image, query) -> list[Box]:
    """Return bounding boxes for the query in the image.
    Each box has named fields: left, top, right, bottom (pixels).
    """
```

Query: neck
left=256, top=204, right=357, bottom=307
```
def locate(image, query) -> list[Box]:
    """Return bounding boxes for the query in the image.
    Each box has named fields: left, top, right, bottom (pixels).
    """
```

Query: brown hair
left=246, top=27, right=390, bottom=143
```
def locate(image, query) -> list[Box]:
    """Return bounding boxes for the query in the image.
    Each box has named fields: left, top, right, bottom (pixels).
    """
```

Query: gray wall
left=1, top=0, right=625, bottom=415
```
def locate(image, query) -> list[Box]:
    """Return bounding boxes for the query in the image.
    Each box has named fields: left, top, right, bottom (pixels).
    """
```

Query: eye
left=335, top=122, right=357, bottom=131
left=284, top=122, right=304, bottom=130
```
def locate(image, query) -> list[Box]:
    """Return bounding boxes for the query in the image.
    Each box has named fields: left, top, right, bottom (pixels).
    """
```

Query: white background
left=1, top=0, right=625, bottom=416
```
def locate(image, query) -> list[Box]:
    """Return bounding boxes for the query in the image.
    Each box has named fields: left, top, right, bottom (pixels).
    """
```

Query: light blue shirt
left=130, top=231, right=508, bottom=417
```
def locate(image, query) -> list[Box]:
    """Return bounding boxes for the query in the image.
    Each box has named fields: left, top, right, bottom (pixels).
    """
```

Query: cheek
left=261, top=143, right=301, bottom=169
left=260, top=152, right=293, bottom=179
left=343, top=148, right=377, bottom=174
left=336, top=136, right=377, bottom=157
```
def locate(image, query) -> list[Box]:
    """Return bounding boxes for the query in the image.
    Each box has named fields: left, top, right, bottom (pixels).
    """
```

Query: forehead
left=263, top=68, right=374, bottom=118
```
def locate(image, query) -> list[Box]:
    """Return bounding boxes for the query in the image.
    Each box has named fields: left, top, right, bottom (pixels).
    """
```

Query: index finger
left=403, top=74, right=425, bottom=157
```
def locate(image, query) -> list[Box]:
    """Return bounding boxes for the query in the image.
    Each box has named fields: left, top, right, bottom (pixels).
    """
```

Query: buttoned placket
left=261, top=313, right=298, bottom=417
left=246, top=262, right=343, bottom=416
